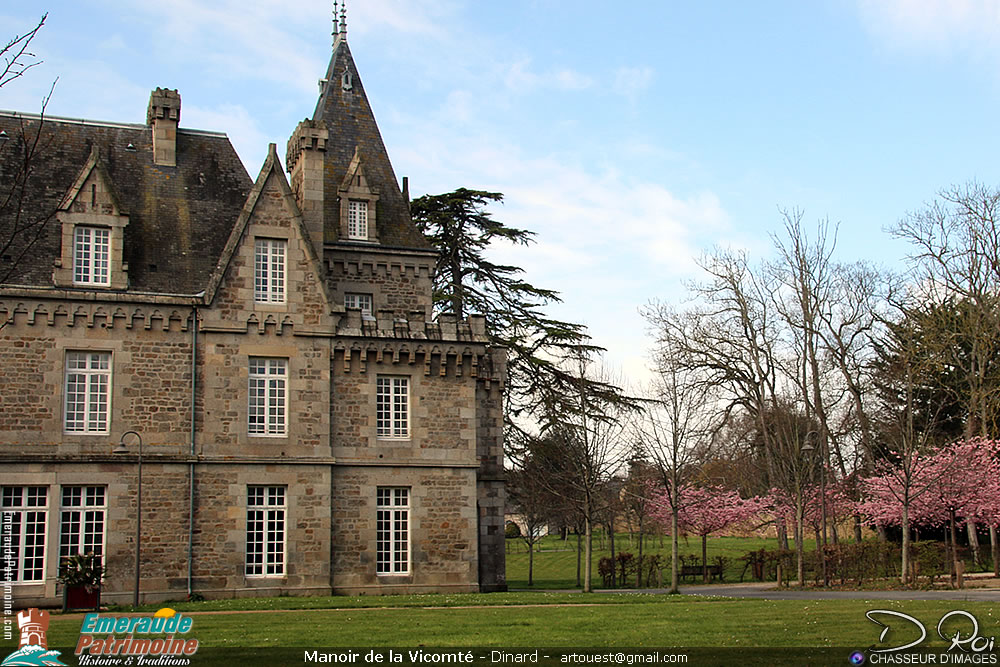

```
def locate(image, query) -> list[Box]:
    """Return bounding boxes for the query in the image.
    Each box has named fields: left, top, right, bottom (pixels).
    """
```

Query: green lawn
left=505, top=533, right=809, bottom=588
left=27, top=595, right=1000, bottom=649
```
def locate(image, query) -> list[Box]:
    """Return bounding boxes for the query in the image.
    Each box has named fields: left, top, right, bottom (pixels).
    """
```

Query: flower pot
left=63, top=585, right=100, bottom=612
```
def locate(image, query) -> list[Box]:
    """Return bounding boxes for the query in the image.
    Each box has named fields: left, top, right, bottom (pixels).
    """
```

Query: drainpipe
left=187, top=307, right=198, bottom=599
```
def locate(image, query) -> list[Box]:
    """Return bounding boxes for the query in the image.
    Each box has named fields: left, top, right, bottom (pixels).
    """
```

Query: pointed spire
left=332, top=1, right=340, bottom=44
left=340, top=0, right=347, bottom=39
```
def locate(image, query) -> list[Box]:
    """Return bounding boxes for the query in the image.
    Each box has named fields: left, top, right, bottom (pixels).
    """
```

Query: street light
left=114, top=430, right=142, bottom=607
left=800, top=431, right=829, bottom=586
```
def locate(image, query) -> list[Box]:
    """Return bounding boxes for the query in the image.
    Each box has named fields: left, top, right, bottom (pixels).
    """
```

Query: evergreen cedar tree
left=410, top=188, right=635, bottom=439
left=872, top=298, right=1000, bottom=445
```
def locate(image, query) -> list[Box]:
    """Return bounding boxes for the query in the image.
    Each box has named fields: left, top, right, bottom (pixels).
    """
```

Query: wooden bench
left=679, top=564, right=723, bottom=582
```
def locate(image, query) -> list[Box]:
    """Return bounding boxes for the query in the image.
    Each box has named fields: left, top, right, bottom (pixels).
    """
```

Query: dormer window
left=348, top=201, right=368, bottom=239
left=73, top=227, right=111, bottom=286
left=338, top=147, right=379, bottom=243
left=53, top=148, right=129, bottom=290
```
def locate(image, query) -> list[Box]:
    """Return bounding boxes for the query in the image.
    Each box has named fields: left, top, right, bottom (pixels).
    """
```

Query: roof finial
left=332, top=1, right=340, bottom=43
left=340, top=0, right=347, bottom=39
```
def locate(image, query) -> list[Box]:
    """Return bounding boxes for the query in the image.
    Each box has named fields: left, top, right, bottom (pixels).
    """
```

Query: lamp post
left=113, top=431, right=142, bottom=607
left=797, top=437, right=813, bottom=587
left=800, top=431, right=828, bottom=586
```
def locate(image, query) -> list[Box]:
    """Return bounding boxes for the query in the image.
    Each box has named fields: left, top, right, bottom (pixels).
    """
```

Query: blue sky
left=5, top=0, right=1000, bottom=384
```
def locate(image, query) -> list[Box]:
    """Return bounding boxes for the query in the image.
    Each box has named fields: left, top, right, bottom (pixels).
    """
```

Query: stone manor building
left=0, top=13, right=506, bottom=606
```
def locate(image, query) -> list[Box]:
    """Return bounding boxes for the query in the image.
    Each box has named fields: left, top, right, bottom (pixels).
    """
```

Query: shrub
left=598, top=557, right=615, bottom=587
left=911, top=541, right=946, bottom=583
left=58, top=553, right=104, bottom=592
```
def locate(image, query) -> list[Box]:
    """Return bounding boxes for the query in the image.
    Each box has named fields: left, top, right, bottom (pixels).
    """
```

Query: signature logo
left=75, top=607, right=199, bottom=661
left=1, top=608, right=65, bottom=666
left=866, top=609, right=997, bottom=654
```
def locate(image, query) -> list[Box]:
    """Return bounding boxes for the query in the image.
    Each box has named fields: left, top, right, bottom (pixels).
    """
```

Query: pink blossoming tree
left=650, top=485, right=764, bottom=582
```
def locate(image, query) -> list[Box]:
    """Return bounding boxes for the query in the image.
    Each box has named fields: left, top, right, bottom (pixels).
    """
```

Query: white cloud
left=96, top=0, right=455, bottom=99
left=856, top=0, right=1000, bottom=52
left=504, top=59, right=594, bottom=94
left=97, top=34, right=128, bottom=52
left=346, top=0, right=460, bottom=38
left=182, top=103, right=268, bottom=174
left=613, top=66, right=654, bottom=102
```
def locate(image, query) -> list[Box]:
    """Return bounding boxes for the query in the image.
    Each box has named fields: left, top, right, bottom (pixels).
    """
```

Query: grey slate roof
left=0, top=112, right=251, bottom=294
left=313, top=38, right=431, bottom=250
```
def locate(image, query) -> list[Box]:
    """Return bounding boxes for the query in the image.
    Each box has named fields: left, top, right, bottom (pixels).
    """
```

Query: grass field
left=28, top=595, right=1000, bottom=649
left=505, top=533, right=810, bottom=588
left=8, top=535, right=999, bottom=664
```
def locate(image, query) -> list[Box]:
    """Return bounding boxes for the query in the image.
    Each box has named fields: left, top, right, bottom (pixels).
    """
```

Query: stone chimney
left=287, top=119, right=329, bottom=254
left=147, top=88, right=181, bottom=167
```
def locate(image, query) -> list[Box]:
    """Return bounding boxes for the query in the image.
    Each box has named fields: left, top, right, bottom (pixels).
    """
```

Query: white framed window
left=344, top=293, right=373, bottom=316
left=254, top=238, right=286, bottom=304
left=2, top=486, right=48, bottom=583
left=64, top=351, right=111, bottom=434
left=249, top=358, right=287, bottom=436
left=59, top=486, right=106, bottom=568
left=376, top=487, right=409, bottom=575
left=376, top=376, right=409, bottom=439
left=347, top=200, right=368, bottom=240
left=73, top=226, right=111, bottom=286
left=246, top=486, right=285, bottom=576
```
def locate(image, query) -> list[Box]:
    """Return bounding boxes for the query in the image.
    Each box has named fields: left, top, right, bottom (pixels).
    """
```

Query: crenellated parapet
left=334, top=340, right=498, bottom=380
left=333, top=308, right=501, bottom=387
left=286, top=119, right=329, bottom=171
left=330, top=258, right=433, bottom=280
left=335, top=308, right=487, bottom=341
left=0, top=301, right=194, bottom=332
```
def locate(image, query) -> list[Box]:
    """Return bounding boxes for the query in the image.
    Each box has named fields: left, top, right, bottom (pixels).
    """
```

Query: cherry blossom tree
left=858, top=450, right=939, bottom=583
left=858, top=439, right=1000, bottom=583
left=920, top=439, right=1000, bottom=579
left=969, top=448, right=1000, bottom=577
left=651, top=485, right=764, bottom=582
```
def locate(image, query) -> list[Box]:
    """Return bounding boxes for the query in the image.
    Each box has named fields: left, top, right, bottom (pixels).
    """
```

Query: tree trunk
left=854, top=514, right=863, bottom=544
left=991, top=524, right=998, bottom=578
left=949, top=510, right=958, bottom=585
left=636, top=520, right=644, bottom=588
left=778, top=521, right=789, bottom=551
left=609, top=525, right=617, bottom=588
left=670, top=507, right=679, bottom=594
left=584, top=516, right=593, bottom=593
left=814, top=525, right=822, bottom=584
left=967, top=521, right=981, bottom=566
left=901, top=506, right=910, bottom=585
left=528, top=541, right=534, bottom=586
left=795, top=493, right=805, bottom=586
left=702, top=533, right=709, bottom=583
left=576, top=531, right=582, bottom=588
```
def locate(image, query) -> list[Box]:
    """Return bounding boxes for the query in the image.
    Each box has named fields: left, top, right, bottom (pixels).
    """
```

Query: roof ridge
left=0, top=110, right=228, bottom=138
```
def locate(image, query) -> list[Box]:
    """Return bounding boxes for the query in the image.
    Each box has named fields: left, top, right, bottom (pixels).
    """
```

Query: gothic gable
left=204, top=144, right=335, bottom=333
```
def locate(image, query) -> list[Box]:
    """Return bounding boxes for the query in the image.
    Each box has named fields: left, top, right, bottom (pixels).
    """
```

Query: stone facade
left=0, top=22, right=505, bottom=607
